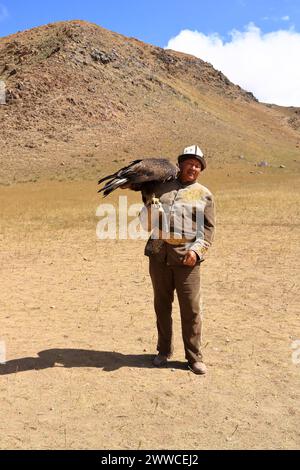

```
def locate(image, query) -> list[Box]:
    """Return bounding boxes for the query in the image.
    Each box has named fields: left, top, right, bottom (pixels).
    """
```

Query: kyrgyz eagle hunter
left=98, top=158, right=179, bottom=205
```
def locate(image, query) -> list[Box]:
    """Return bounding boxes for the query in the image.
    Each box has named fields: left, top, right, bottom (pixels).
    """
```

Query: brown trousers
left=149, top=256, right=203, bottom=364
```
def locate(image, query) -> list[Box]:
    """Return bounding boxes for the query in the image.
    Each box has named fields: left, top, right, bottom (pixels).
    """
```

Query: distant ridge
left=0, top=20, right=299, bottom=184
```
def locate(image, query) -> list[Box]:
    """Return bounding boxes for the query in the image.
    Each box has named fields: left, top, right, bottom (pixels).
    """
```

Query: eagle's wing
left=98, top=158, right=178, bottom=197
left=97, top=159, right=142, bottom=185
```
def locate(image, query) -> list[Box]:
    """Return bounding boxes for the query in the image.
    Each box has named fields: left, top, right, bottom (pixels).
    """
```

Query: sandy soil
left=0, top=169, right=299, bottom=449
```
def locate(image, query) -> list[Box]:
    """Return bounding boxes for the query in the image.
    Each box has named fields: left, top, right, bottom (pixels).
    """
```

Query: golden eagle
left=98, top=158, right=178, bottom=204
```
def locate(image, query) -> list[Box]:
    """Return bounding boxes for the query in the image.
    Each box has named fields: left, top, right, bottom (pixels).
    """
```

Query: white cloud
left=166, top=23, right=300, bottom=106
left=262, top=15, right=291, bottom=22
left=0, top=4, right=8, bottom=22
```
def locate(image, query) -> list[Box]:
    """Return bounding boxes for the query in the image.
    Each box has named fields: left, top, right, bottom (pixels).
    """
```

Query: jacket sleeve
left=188, top=193, right=216, bottom=260
left=139, top=204, right=153, bottom=232
left=139, top=182, right=168, bottom=233
left=138, top=203, right=163, bottom=232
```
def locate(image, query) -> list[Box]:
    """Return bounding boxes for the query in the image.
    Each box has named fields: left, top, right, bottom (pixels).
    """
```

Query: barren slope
left=0, top=20, right=299, bottom=184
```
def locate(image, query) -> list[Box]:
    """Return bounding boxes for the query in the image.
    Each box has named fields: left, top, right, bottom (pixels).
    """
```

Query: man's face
left=179, top=157, right=202, bottom=183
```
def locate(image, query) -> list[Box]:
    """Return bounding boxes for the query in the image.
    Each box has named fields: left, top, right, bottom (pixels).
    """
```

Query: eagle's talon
left=151, top=197, right=163, bottom=213
left=151, top=196, right=160, bottom=205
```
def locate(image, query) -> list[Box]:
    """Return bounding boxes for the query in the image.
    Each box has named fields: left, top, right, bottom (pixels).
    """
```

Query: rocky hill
left=0, top=20, right=299, bottom=184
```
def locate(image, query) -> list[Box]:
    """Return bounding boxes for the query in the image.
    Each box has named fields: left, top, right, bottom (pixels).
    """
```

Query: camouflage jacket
left=140, top=179, right=216, bottom=266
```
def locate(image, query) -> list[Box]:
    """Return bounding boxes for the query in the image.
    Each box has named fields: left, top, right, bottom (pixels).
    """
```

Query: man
left=140, top=145, right=215, bottom=375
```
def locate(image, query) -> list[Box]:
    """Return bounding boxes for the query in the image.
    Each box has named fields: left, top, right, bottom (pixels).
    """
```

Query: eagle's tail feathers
left=98, top=160, right=140, bottom=184
left=98, top=172, right=118, bottom=185
left=128, top=159, right=143, bottom=166
left=98, top=177, right=128, bottom=197
left=117, top=165, right=140, bottom=178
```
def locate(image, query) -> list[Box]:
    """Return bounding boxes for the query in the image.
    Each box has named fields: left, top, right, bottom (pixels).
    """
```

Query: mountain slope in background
left=0, top=20, right=299, bottom=184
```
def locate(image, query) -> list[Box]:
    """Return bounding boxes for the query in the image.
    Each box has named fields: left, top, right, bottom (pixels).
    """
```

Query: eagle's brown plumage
left=98, top=158, right=178, bottom=203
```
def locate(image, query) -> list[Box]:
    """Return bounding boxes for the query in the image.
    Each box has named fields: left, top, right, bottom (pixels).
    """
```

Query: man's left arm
left=186, top=193, right=216, bottom=262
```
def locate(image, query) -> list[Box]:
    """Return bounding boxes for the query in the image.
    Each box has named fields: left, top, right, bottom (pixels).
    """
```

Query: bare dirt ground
left=0, top=168, right=299, bottom=449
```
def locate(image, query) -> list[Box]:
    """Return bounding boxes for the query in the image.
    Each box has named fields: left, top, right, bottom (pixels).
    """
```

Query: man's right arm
left=139, top=184, right=165, bottom=233
left=139, top=203, right=155, bottom=232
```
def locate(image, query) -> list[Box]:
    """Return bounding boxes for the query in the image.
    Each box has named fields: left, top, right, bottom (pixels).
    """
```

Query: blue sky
left=1, top=0, right=299, bottom=46
left=1, top=1, right=300, bottom=105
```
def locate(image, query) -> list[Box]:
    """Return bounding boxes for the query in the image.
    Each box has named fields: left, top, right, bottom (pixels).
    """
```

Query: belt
left=158, top=230, right=194, bottom=245
left=165, top=239, right=189, bottom=246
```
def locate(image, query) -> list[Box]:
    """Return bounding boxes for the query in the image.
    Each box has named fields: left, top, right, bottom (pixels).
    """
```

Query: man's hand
left=183, top=250, right=197, bottom=267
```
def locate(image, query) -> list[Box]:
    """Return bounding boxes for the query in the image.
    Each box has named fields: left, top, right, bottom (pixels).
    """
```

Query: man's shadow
left=0, top=349, right=187, bottom=375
